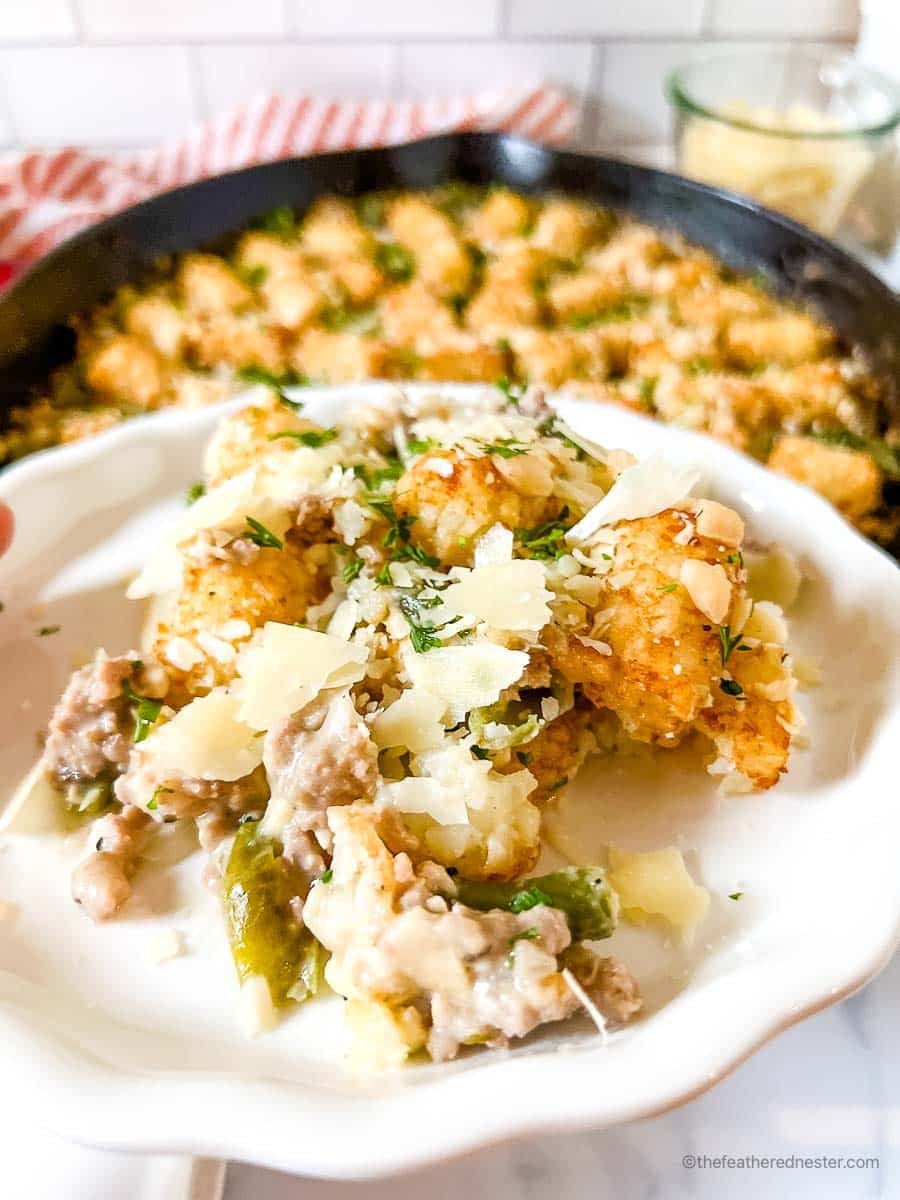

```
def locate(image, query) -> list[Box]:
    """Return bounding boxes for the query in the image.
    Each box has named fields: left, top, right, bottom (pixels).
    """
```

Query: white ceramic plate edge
left=0, top=384, right=898, bottom=1179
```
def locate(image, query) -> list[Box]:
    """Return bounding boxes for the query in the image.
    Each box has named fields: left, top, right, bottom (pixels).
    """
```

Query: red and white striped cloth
left=0, top=84, right=577, bottom=272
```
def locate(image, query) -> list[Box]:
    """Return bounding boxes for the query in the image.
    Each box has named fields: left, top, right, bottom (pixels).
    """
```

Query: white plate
left=0, top=384, right=898, bottom=1179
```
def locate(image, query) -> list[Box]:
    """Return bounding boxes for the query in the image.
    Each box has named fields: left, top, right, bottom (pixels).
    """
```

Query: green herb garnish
left=37, top=625, right=61, bottom=637
left=659, top=582, right=678, bottom=594
left=471, top=745, right=491, bottom=760
left=719, top=678, right=745, bottom=698
left=237, top=264, right=268, bottom=288
left=319, top=868, right=334, bottom=884
left=406, top=437, right=436, bottom=456
left=516, top=507, right=572, bottom=561
left=480, top=437, right=528, bottom=458
left=718, top=624, right=744, bottom=664
left=269, top=428, right=338, bottom=448
left=495, top=374, right=524, bottom=406
left=808, top=428, right=900, bottom=480
left=638, top=376, right=658, bottom=411
left=186, top=481, right=206, bottom=505
left=147, top=785, right=173, bottom=812
left=243, top=516, right=283, bottom=550
left=257, top=205, right=297, bottom=239
left=398, top=593, right=448, bottom=654
left=729, top=891, right=743, bottom=901
left=376, top=241, right=416, bottom=282
left=122, top=679, right=163, bottom=744
left=342, top=556, right=364, bottom=584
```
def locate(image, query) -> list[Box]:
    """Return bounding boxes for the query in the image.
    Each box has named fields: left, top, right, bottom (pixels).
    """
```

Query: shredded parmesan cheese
left=236, top=622, right=367, bottom=731
left=442, top=560, right=552, bottom=633
left=404, top=643, right=529, bottom=723
left=566, top=455, right=699, bottom=544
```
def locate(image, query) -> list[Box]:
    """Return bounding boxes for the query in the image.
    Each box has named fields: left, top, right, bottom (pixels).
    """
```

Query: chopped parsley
left=718, top=624, right=744, bottom=664
left=357, top=194, right=385, bottom=228
left=726, top=550, right=744, bottom=569
left=319, top=868, right=334, bottom=884
left=479, top=437, right=528, bottom=458
left=147, top=786, right=173, bottom=812
left=495, top=374, right=525, bottom=406
left=729, top=891, right=743, bottom=901
left=508, top=927, right=540, bottom=950
left=186, top=481, right=206, bottom=505
left=470, top=745, right=491, bottom=760
left=515, top=507, right=572, bottom=561
left=236, top=365, right=307, bottom=406
left=237, top=264, right=268, bottom=288
left=638, top=376, right=658, bottom=411
left=371, top=459, right=404, bottom=488
left=509, top=885, right=553, bottom=913
left=398, top=593, right=448, bottom=653
left=122, top=679, right=163, bottom=744
left=257, top=205, right=297, bottom=239
left=243, top=516, right=283, bottom=550
left=269, top=428, right=338, bottom=448
left=719, top=677, right=745, bottom=698
left=569, top=298, right=649, bottom=328
left=808, top=428, right=900, bottom=479
left=368, top=498, right=438, bottom=572
left=342, top=556, right=364, bottom=584
left=659, top=582, right=678, bottom=594
left=406, top=437, right=436, bottom=456
left=685, top=356, right=715, bottom=375
left=516, top=750, right=533, bottom=766
left=322, top=304, right=381, bottom=336
left=37, top=625, right=61, bottom=636
left=375, top=241, right=416, bottom=282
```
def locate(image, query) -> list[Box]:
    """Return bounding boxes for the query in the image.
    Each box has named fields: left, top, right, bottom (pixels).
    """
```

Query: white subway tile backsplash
left=507, top=0, right=706, bottom=38
left=591, top=40, right=746, bottom=146
left=290, top=0, right=500, bottom=38
left=195, top=43, right=395, bottom=114
left=78, top=0, right=286, bottom=40
left=709, top=0, right=859, bottom=38
left=0, top=0, right=76, bottom=43
left=396, top=40, right=595, bottom=98
left=0, top=45, right=195, bottom=145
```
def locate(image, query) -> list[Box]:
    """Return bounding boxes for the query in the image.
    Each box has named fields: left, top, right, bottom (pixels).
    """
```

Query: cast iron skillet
left=0, top=130, right=898, bottom=415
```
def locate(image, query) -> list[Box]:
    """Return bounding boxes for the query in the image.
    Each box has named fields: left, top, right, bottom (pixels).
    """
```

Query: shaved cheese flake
left=743, top=599, right=788, bottom=645
left=608, top=846, right=710, bottom=935
left=566, top=454, right=699, bottom=544
left=745, top=545, right=802, bottom=609
left=373, top=689, right=445, bottom=754
left=442, top=560, right=552, bottom=632
left=474, top=523, right=514, bottom=567
left=327, top=598, right=359, bottom=642
left=553, top=420, right=609, bottom=464
left=694, top=499, right=744, bottom=547
left=561, top=968, right=608, bottom=1042
left=237, top=622, right=367, bottom=731
left=404, top=643, right=528, bottom=723
left=144, top=688, right=263, bottom=781
left=680, top=560, right=731, bottom=624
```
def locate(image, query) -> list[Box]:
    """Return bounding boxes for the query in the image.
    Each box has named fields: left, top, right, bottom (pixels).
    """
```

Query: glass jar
left=668, top=50, right=900, bottom=251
